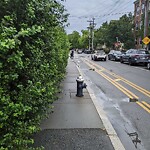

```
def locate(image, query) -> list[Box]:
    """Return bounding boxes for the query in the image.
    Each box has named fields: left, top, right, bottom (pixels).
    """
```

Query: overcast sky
left=60, top=0, right=135, bottom=34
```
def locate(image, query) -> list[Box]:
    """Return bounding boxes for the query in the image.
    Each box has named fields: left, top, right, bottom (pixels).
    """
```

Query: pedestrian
left=70, top=50, right=74, bottom=59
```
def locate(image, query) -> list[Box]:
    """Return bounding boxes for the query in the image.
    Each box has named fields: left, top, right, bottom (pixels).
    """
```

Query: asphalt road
left=76, top=53, right=150, bottom=150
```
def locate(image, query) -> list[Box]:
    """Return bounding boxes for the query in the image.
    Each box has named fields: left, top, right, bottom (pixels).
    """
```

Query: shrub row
left=0, top=0, right=70, bottom=149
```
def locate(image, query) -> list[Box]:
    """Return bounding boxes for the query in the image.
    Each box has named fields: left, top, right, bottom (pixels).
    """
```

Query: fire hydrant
left=76, top=75, right=87, bottom=97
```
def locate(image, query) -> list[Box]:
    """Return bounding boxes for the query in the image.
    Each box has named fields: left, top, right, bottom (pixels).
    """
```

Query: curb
left=75, top=61, right=126, bottom=150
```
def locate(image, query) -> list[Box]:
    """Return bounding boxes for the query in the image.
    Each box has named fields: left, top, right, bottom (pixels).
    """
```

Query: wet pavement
left=34, top=128, right=114, bottom=150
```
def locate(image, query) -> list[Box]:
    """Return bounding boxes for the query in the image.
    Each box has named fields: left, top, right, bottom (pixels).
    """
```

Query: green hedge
left=0, top=0, right=70, bottom=149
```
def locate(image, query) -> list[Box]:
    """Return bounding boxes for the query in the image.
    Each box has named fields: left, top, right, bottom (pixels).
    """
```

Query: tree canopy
left=68, top=31, right=81, bottom=49
left=94, top=13, right=135, bottom=50
left=68, top=13, right=135, bottom=51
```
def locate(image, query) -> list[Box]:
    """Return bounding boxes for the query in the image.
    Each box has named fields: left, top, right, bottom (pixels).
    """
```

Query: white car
left=91, top=50, right=107, bottom=61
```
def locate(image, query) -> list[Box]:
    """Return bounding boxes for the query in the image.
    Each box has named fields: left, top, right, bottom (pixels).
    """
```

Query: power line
left=96, top=0, right=133, bottom=25
left=82, top=0, right=124, bottom=19
left=68, top=11, right=133, bottom=19
left=65, top=0, right=134, bottom=33
left=80, top=0, right=112, bottom=18
left=68, top=0, right=133, bottom=20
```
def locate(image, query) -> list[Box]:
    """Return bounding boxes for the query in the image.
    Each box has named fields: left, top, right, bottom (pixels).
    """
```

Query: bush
left=0, top=0, right=69, bottom=149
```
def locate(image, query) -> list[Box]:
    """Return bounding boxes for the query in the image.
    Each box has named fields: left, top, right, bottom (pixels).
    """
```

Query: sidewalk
left=33, top=57, right=124, bottom=150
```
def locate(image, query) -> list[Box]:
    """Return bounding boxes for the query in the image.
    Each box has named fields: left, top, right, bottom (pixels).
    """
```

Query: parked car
left=120, top=49, right=150, bottom=65
left=77, top=49, right=82, bottom=54
left=91, top=50, right=107, bottom=61
left=84, top=49, right=92, bottom=54
left=108, top=50, right=123, bottom=61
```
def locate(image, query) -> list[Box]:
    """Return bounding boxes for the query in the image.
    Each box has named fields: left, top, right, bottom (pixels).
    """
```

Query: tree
left=94, top=13, right=135, bottom=50
left=68, top=31, right=81, bottom=49
left=79, top=30, right=89, bottom=49
left=94, top=22, right=110, bottom=49
left=117, top=14, right=134, bottom=49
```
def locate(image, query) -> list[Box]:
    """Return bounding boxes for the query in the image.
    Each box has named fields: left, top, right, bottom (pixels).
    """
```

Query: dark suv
left=120, top=49, right=150, bottom=65
left=108, top=50, right=123, bottom=61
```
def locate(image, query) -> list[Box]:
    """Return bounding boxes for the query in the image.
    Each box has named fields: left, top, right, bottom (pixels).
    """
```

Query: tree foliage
left=68, top=31, right=81, bottom=49
left=79, top=30, right=89, bottom=49
left=0, top=0, right=69, bottom=149
left=94, top=13, right=134, bottom=50
left=69, top=13, right=135, bottom=51
left=68, top=30, right=89, bottom=49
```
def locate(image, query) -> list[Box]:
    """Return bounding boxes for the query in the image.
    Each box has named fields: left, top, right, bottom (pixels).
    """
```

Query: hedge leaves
left=0, top=0, right=70, bottom=149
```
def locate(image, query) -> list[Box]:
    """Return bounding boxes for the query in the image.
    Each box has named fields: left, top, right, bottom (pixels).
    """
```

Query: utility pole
left=144, top=0, right=149, bottom=38
left=87, top=18, right=96, bottom=53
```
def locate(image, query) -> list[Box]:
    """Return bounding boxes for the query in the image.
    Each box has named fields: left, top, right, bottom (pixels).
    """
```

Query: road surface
left=75, top=53, right=150, bottom=150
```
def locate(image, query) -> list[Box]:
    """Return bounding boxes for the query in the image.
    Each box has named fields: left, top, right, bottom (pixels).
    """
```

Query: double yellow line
left=94, top=62, right=150, bottom=98
left=84, top=59, right=138, bottom=100
left=83, top=58, right=150, bottom=114
left=136, top=101, right=150, bottom=113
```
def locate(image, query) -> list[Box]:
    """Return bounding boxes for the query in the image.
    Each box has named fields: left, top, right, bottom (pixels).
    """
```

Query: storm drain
left=129, top=98, right=138, bottom=102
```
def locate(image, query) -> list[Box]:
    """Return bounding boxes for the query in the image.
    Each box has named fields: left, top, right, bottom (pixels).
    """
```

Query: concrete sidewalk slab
left=40, top=58, right=104, bottom=129
left=40, top=102, right=104, bottom=129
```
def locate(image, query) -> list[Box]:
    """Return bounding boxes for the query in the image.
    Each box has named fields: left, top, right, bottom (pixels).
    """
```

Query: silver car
left=91, top=50, right=107, bottom=61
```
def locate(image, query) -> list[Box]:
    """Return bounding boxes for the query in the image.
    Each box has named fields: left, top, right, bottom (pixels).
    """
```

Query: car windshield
left=130, top=50, right=138, bottom=54
left=115, top=51, right=122, bottom=54
left=96, top=51, right=105, bottom=54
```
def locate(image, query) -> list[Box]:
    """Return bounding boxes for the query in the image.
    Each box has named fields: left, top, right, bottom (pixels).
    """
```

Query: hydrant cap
left=76, top=75, right=84, bottom=82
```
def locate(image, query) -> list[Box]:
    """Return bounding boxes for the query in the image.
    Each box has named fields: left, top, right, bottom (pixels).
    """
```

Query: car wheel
left=94, top=56, right=96, bottom=61
left=120, top=58, right=123, bottom=63
left=128, top=59, right=133, bottom=66
left=147, top=63, right=150, bottom=70
left=104, top=57, right=106, bottom=61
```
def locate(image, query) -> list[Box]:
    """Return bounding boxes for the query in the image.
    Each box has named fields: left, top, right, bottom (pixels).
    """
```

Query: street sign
left=142, top=37, right=150, bottom=45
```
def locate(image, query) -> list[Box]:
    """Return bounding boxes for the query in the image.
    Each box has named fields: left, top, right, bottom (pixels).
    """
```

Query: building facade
left=134, top=0, right=145, bottom=48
